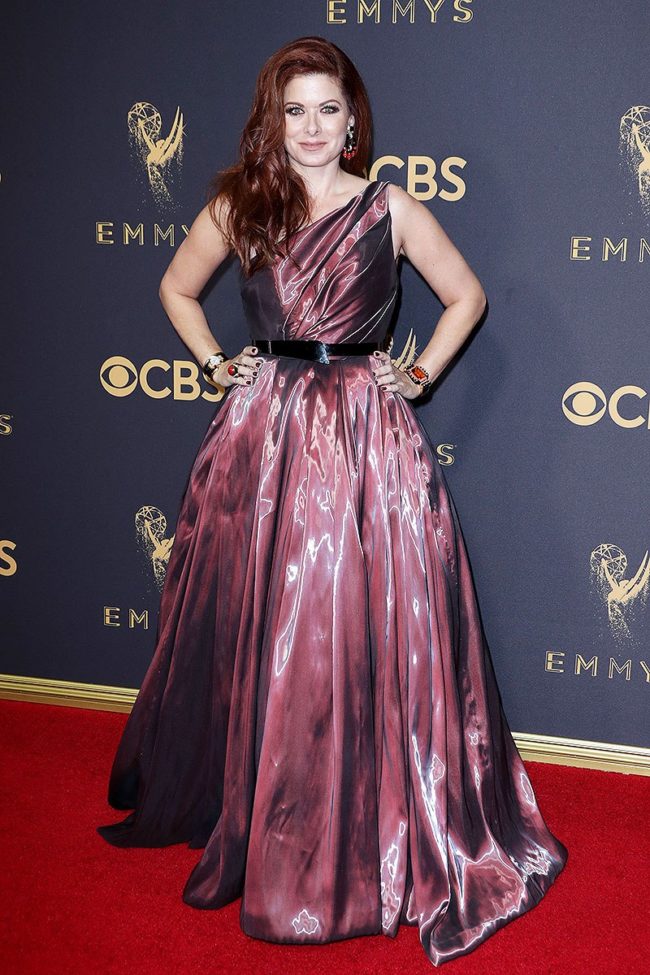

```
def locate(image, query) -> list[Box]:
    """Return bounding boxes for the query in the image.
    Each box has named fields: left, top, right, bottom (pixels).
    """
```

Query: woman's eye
left=285, top=106, right=339, bottom=115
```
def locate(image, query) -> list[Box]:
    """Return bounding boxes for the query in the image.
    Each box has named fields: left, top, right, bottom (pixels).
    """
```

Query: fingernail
left=251, top=347, right=258, bottom=354
left=373, top=350, right=382, bottom=357
left=247, top=379, right=252, bottom=385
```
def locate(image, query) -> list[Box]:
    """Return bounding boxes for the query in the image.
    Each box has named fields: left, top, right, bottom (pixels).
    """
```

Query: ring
left=227, top=362, right=239, bottom=377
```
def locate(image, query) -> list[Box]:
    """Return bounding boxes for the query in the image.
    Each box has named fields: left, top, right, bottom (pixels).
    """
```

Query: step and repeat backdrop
left=2, top=1, right=648, bottom=751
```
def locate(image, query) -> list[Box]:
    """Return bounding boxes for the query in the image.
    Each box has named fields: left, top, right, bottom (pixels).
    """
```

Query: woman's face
left=282, top=72, right=354, bottom=172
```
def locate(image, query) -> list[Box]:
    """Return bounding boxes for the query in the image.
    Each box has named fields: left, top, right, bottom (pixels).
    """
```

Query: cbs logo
left=370, top=157, right=467, bottom=201
left=0, top=540, right=17, bottom=576
left=562, top=382, right=650, bottom=427
left=100, top=356, right=221, bottom=401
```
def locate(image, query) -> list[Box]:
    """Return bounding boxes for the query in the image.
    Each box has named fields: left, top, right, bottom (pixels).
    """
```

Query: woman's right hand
left=208, top=345, right=264, bottom=389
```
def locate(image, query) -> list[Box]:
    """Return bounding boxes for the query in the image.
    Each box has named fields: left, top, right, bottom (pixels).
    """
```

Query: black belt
left=253, top=337, right=389, bottom=363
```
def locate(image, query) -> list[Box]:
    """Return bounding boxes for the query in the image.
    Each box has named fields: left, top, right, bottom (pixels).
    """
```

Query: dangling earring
left=341, top=122, right=358, bottom=159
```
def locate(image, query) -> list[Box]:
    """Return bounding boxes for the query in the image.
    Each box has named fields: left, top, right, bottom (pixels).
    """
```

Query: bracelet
left=202, top=351, right=228, bottom=381
left=405, top=362, right=432, bottom=392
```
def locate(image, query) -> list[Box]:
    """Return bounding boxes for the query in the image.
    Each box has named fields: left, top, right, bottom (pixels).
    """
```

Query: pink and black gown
left=97, top=179, right=568, bottom=966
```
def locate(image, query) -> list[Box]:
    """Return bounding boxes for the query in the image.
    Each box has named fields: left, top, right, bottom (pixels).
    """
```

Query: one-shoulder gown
left=98, top=179, right=568, bottom=966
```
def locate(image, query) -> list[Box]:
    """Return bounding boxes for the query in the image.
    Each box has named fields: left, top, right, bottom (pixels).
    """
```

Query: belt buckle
left=316, top=341, right=332, bottom=364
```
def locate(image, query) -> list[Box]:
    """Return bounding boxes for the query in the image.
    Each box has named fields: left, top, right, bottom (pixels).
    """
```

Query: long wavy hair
left=206, top=35, right=373, bottom=278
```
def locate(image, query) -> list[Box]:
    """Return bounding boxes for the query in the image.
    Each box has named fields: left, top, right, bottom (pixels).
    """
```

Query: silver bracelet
left=202, top=351, right=228, bottom=380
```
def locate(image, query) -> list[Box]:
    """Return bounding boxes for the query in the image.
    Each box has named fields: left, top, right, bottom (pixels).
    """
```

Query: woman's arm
left=158, top=198, right=233, bottom=366
left=387, top=183, right=487, bottom=384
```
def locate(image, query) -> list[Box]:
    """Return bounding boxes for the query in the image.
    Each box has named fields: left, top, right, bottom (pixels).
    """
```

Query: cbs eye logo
left=99, top=356, right=221, bottom=401
left=562, top=382, right=648, bottom=428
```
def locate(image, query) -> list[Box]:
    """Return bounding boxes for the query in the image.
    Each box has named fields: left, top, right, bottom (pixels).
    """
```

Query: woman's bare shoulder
left=385, top=180, right=422, bottom=218
left=384, top=181, right=450, bottom=240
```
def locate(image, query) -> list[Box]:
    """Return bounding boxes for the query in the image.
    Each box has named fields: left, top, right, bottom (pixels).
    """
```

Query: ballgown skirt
left=98, top=179, right=568, bottom=966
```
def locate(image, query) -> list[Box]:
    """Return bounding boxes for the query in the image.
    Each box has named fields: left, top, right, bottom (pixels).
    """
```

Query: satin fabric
left=98, top=180, right=568, bottom=966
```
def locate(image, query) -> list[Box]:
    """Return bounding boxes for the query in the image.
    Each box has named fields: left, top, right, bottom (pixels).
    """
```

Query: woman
left=98, top=35, right=568, bottom=967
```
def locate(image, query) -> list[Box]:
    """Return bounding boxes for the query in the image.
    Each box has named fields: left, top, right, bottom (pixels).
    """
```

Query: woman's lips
left=300, top=142, right=326, bottom=150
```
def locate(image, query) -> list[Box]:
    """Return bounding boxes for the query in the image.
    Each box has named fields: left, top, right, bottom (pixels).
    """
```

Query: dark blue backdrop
left=2, top=0, right=648, bottom=750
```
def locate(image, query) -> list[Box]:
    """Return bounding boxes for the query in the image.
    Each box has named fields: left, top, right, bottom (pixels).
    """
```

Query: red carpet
left=0, top=698, right=647, bottom=974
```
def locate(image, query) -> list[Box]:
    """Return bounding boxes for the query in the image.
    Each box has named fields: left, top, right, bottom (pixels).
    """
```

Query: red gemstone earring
left=341, top=123, right=358, bottom=159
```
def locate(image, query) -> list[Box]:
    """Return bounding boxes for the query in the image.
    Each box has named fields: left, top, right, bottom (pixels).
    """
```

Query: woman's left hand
left=371, top=350, right=425, bottom=400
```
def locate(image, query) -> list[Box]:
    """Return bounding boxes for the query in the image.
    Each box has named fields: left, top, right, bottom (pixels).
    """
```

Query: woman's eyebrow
left=283, top=99, right=342, bottom=106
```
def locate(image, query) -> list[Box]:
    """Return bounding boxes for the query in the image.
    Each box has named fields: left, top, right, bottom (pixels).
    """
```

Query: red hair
left=206, top=35, right=373, bottom=277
